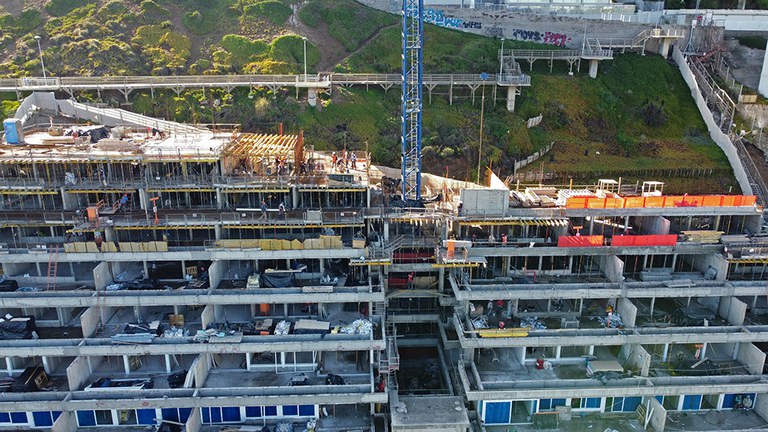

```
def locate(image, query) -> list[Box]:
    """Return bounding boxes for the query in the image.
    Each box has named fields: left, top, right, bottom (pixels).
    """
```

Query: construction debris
left=339, top=319, right=372, bottom=335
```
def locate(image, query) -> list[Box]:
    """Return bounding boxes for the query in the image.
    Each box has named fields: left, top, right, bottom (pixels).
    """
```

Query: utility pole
left=477, top=83, right=485, bottom=185
left=34, top=35, right=46, bottom=80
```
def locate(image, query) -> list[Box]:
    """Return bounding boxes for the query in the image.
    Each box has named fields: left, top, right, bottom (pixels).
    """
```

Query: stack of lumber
left=681, top=230, right=724, bottom=244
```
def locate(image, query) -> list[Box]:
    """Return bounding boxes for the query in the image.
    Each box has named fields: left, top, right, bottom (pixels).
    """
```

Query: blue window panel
left=484, top=401, right=511, bottom=425
left=623, top=397, right=642, bottom=412
left=52, top=411, right=61, bottom=421
left=552, top=399, right=566, bottom=408
left=723, top=394, right=737, bottom=408
left=655, top=396, right=664, bottom=404
left=283, top=405, right=298, bottom=416
left=299, top=405, right=314, bottom=416
left=585, top=398, right=601, bottom=409
left=162, top=408, right=180, bottom=423
left=33, top=412, right=53, bottom=427
left=77, top=411, right=96, bottom=427
left=210, top=408, right=222, bottom=424
left=201, top=408, right=210, bottom=424
left=0, top=413, right=10, bottom=423
left=245, top=407, right=262, bottom=418
left=539, top=399, right=552, bottom=411
left=137, top=409, right=156, bottom=425
left=10, top=412, right=26, bottom=424
left=221, top=407, right=240, bottom=422
left=179, top=408, right=192, bottom=422
left=609, top=398, right=623, bottom=412
left=683, top=395, right=702, bottom=411
left=264, top=406, right=277, bottom=417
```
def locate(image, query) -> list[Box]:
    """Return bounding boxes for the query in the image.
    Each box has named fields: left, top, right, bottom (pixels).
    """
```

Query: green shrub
left=0, top=10, right=42, bottom=36
left=220, top=34, right=269, bottom=66
left=140, top=0, right=171, bottom=21
left=270, top=35, right=320, bottom=72
left=44, top=0, right=89, bottom=16
left=244, top=1, right=293, bottom=25
left=737, top=35, right=767, bottom=50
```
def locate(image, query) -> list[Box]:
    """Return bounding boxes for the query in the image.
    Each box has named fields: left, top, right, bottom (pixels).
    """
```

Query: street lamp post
left=498, top=38, right=505, bottom=80
left=34, top=35, right=46, bottom=80
left=301, top=37, right=308, bottom=82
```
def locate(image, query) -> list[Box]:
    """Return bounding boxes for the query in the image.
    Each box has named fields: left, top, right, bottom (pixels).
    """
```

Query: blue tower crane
left=400, top=0, right=424, bottom=203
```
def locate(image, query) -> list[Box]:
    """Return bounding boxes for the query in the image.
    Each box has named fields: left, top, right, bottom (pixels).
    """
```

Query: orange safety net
left=557, top=235, right=604, bottom=247
left=565, top=195, right=757, bottom=209
left=611, top=234, right=678, bottom=247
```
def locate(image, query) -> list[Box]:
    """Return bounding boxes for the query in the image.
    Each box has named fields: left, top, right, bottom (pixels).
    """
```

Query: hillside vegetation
left=0, top=0, right=736, bottom=193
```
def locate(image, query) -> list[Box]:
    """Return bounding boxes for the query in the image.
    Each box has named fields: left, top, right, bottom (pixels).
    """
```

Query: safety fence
left=565, top=195, right=756, bottom=209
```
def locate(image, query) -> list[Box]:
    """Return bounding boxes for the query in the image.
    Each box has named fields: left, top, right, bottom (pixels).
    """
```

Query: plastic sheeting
left=339, top=319, right=372, bottom=335
left=260, top=273, right=294, bottom=288
left=611, top=234, right=678, bottom=247
left=0, top=316, right=35, bottom=340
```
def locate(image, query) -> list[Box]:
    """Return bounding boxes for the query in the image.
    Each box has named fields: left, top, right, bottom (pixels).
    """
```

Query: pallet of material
left=101, top=242, right=118, bottom=252
left=474, top=327, right=530, bottom=338
left=291, top=239, right=304, bottom=250
left=85, top=242, right=100, bottom=253
left=302, top=286, right=334, bottom=293
left=304, top=238, right=323, bottom=249
left=681, top=231, right=724, bottom=244
left=720, top=234, right=750, bottom=244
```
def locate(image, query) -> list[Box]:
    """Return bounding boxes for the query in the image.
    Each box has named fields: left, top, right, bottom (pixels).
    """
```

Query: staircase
left=378, top=322, right=400, bottom=374
left=369, top=235, right=405, bottom=260
left=46, top=248, right=59, bottom=291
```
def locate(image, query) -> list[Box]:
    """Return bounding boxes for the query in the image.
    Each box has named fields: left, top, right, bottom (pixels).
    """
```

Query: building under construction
left=1, top=93, right=768, bottom=432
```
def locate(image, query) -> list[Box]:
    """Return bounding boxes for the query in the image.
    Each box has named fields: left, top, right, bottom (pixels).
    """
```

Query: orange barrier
left=611, top=234, right=678, bottom=247
left=565, top=195, right=756, bottom=209
left=557, top=235, right=604, bottom=247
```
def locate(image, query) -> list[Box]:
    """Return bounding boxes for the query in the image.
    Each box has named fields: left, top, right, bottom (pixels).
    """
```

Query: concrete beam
left=464, top=381, right=768, bottom=401
left=0, top=389, right=388, bottom=412
left=0, top=248, right=365, bottom=263
left=0, top=289, right=385, bottom=308
left=0, top=338, right=386, bottom=357
left=454, top=316, right=768, bottom=348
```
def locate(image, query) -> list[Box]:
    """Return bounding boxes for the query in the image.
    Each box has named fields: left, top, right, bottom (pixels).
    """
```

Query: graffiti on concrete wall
left=424, top=9, right=463, bottom=29
left=509, top=28, right=572, bottom=47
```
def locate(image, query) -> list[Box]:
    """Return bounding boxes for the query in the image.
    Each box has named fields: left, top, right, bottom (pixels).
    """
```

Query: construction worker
left=350, top=152, right=357, bottom=169
left=331, top=152, right=337, bottom=172
left=119, top=193, right=130, bottom=211
left=260, top=200, right=268, bottom=219
left=278, top=202, right=286, bottom=220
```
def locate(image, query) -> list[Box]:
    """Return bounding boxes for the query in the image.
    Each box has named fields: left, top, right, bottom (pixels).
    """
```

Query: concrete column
left=505, top=86, right=517, bottom=112
left=588, top=59, right=599, bottom=79
left=214, top=224, right=222, bottom=240
left=662, top=343, right=669, bottom=362
left=138, top=188, right=148, bottom=210
left=292, top=187, right=299, bottom=210
left=216, top=189, right=223, bottom=210
left=383, top=222, right=389, bottom=241
left=60, top=187, right=78, bottom=210
left=555, top=346, right=561, bottom=359
left=758, top=38, right=768, bottom=98
left=700, top=343, right=707, bottom=358
left=588, top=346, right=594, bottom=356
left=659, top=39, right=672, bottom=57
left=165, top=354, right=172, bottom=373
left=42, top=356, right=53, bottom=374
left=438, top=267, right=445, bottom=292
left=123, top=355, right=131, bottom=375
left=5, top=357, right=13, bottom=376
left=650, top=297, right=656, bottom=316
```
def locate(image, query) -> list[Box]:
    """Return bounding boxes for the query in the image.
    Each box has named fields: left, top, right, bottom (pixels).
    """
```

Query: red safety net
left=611, top=234, right=678, bottom=247
left=557, top=235, right=604, bottom=247
left=565, top=195, right=756, bottom=209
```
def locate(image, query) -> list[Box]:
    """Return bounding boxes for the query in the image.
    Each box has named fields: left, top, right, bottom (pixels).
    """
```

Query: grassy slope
left=0, top=0, right=736, bottom=193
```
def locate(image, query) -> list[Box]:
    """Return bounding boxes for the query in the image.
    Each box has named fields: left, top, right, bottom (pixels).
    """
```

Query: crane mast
left=400, top=0, right=423, bottom=202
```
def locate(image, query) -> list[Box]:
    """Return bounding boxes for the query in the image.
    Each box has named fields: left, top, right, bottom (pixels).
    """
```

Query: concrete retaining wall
left=66, top=355, right=103, bottom=391
left=208, top=260, right=222, bottom=290
left=201, top=304, right=214, bottom=330
left=51, top=412, right=76, bottom=432
left=357, top=1, right=652, bottom=49
left=736, top=342, right=766, bottom=375
left=617, top=297, right=638, bottom=328
left=684, top=253, right=728, bottom=282
left=190, top=353, right=212, bottom=388
left=185, top=407, right=202, bottom=432
left=93, top=261, right=112, bottom=291
left=599, top=255, right=624, bottom=283
left=718, top=296, right=747, bottom=326
left=672, top=46, right=753, bottom=195
left=645, top=396, right=667, bottom=432
left=620, top=344, right=651, bottom=376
